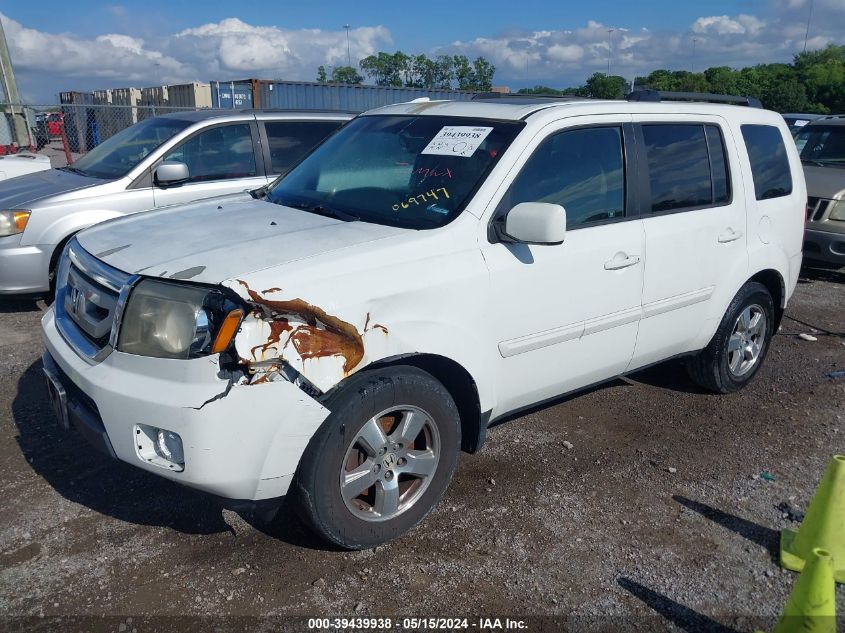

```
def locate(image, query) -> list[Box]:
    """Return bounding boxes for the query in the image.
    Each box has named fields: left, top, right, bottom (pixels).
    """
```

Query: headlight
left=0, top=210, right=31, bottom=237
left=829, top=200, right=845, bottom=221
left=117, top=279, right=243, bottom=359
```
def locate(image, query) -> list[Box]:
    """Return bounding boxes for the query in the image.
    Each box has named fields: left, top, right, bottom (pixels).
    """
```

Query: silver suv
left=0, top=110, right=351, bottom=295
left=795, top=115, right=845, bottom=267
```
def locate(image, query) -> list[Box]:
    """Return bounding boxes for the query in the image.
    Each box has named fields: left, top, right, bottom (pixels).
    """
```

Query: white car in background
left=0, top=153, right=52, bottom=181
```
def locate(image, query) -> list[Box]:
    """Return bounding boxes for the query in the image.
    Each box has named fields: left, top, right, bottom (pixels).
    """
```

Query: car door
left=628, top=116, right=749, bottom=369
left=480, top=117, right=645, bottom=415
left=151, top=120, right=266, bottom=207
left=258, top=119, right=347, bottom=180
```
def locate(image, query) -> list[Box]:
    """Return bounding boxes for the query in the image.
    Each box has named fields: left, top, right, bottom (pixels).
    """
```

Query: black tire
left=291, top=365, right=461, bottom=550
left=686, top=281, right=775, bottom=394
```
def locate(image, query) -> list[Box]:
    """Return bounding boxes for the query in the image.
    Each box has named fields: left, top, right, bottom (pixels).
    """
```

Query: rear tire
left=291, top=366, right=461, bottom=550
left=687, top=281, right=775, bottom=393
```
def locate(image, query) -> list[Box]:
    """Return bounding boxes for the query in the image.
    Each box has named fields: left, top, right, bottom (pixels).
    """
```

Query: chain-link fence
left=0, top=103, right=207, bottom=168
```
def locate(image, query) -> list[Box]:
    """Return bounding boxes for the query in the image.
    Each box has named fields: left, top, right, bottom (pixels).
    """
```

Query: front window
left=795, top=125, right=845, bottom=168
left=162, top=123, right=256, bottom=183
left=68, top=117, right=192, bottom=180
left=266, top=115, right=523, bottom=229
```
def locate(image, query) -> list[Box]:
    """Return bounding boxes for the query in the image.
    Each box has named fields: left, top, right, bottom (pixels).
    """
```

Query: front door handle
left=604, top=254, right=641, bottom=270
left=718, top=228, right=743, bottom=243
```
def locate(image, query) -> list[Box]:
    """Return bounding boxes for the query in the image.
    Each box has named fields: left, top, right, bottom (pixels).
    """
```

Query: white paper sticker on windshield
left=421, top=126, right=494, bottom=157
left=794, top=119, right=809, bottom=127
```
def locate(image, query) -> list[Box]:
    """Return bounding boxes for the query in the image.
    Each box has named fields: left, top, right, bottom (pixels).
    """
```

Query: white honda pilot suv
left=41, top=92, right=806, bottom=549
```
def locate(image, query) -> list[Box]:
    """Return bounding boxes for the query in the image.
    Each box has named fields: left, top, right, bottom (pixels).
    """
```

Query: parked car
left=0, top=153, right=52, bottom=181
left=0, top=109, right=352, bottom=295
left=41, top=93, right=805, bottom=549
left=794, top=115, right=845, bottom=267
left=782, top=112, right=823, bottom=135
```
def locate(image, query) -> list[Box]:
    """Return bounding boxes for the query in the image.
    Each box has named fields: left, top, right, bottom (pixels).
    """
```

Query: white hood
left=75, top=193, right=406, bottom=284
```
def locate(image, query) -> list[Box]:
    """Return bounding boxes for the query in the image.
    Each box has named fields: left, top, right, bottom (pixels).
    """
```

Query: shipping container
left=253, top=79, right=477, bottom=112
left=210, top=81, right=254, bottom=109
left=168, top=82, right=212, bottom=108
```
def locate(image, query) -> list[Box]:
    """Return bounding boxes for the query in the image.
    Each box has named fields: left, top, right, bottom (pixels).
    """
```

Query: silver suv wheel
left=727, top=304, right=767, bottom=377
left=340, top=405, right=440, bottom=522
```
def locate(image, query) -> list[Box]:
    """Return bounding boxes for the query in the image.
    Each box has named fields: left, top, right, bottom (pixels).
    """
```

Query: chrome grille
left=55, top=240, right=137, bottom=364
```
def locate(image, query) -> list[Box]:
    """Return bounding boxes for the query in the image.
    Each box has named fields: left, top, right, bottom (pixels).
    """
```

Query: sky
left=2, top=0, right=844, bottom=103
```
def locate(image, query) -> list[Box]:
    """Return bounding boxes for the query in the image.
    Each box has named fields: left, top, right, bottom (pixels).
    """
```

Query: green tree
left=470, top=57, right=496, bottom=91
left=360, top=52, right=403, bottom=86
left=453, top=55, right=474, bottom=90
left=316, top=66, right=328, bottom=83
left=433, top=56, right=454, bottom=89
left=331, top=66, right=363, bottom=84
left=585, top=73, right=628, bottom=99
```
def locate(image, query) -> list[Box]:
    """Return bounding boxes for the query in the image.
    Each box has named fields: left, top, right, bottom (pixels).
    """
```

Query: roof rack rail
left=627, top=89, right=762, bottom=109
left=471, top=92, right=591, bottom=101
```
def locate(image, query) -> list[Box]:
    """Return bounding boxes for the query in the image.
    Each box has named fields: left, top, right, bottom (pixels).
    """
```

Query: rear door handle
left=718, top=228, right=743, bottom=243
left=604, top=254, right=641, bottom=270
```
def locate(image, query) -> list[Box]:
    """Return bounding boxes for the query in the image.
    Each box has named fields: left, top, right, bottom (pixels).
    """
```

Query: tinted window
left=794, top=124, right=845, bottom=166
left=706, top=125, right=731, bottom=204
left=642, top=124, right=711, bottom=212
left=741, top=124, right=793, bottom=200
left=503, top=127, right=625, bottom=228
left=163, top=123, right=256, bottom=183
left=265, top=120, right=344, bottom=174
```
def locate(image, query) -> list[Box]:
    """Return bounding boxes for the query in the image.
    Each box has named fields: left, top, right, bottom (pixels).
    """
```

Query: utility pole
left=802, top=0, right=814, bottom=53
left=606, top=28, right=615, bottom=75
left=344, top=25, right=351, bottom=67
left=0, top=18, right=30, bottom=147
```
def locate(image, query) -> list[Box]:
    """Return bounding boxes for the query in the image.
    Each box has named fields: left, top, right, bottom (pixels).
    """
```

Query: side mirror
left=500, top=202, right=567, bottom=245
left=154, top=161, right=189, bottom=185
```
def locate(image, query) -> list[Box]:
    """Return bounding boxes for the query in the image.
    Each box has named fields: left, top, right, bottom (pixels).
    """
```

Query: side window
left=642, top=124, right=712, bottom=212
left=264, top=121, right=344, bottom=175
left=740, top=124, right=793, bottom=200
left=503, top=126, right=625, bottom=229
left=162, top=123, right=256, bottom=184
left=705, top=125, right=731, bottom=204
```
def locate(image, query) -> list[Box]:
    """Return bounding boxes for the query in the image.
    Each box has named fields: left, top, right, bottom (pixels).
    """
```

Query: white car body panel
left=0, top=153, right=52, bottom=181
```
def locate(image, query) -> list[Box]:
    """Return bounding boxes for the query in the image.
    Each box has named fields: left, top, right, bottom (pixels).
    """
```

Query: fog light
left=156, top=429, right=184, bottom=465
left=134, top=424, right=185, bottom=471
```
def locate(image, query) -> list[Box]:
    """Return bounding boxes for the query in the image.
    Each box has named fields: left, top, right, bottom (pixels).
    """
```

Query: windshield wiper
left=803, top=158, right=844, bottom=168
left=282, top=200, right=360, bottom=222
left=60, top=165, right=88, bottom=176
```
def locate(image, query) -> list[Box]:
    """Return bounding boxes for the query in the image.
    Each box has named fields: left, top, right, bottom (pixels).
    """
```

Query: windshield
left=266, top=115, right=524, bottom=229
left=795, top=124, right=845, bottom=167
left=69, top=117, right=192, bottom=179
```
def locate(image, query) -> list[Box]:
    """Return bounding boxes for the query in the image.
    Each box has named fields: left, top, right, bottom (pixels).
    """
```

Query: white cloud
left=1, top=0, right=844, bottom=101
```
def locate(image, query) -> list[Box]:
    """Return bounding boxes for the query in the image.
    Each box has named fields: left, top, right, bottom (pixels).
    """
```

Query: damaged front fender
left=227, top=281, right=390, bottom=393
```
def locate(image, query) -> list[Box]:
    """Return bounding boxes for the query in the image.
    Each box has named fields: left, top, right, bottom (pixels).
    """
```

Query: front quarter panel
left=224, top=214, right=496, bottom=411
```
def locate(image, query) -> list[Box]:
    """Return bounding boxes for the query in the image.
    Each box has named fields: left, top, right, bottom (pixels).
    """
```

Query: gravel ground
left=0, top=266, right=843, bottom=632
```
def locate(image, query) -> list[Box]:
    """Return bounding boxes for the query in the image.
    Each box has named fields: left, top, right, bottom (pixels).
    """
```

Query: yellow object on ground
left=780, top=455, right=845, bottom=583
left=772, top=547, right=837, bottom=633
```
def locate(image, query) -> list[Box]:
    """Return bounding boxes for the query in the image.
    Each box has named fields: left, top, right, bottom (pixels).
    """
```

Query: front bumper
left=0, top=234, right=51, bottom=294
left=803, top=227, right=845, bottom=266
left=41, top=308, right=330, bottom=501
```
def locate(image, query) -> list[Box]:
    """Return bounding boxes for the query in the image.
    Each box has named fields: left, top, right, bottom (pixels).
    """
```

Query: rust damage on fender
left=236, top=281, right=387, bottom=377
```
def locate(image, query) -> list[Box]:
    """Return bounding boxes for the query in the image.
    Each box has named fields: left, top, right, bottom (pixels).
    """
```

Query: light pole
left=344, top=24, right=351, bottom=67
left=606, top=28, right=615, bottom=75
left=802, top=0, right=814, bottom=53
left=691, top=38, right=698, bottom=72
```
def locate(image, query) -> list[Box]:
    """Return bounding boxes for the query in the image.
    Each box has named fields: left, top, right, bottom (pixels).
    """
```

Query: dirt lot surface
left=1, top=267, right=843, bottom=632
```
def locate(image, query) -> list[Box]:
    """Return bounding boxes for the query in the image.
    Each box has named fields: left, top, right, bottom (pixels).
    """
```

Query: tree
left=471, top=57, right=496, bottom=91
left=452, top=55, right=474, bottom=90
left=331, top=66, right=363, bottom=84
left=360, top=52, right=403, bottom=86
left=584, top=73, right=628, bottom=99
left=316, top=66, right=328, bottom=83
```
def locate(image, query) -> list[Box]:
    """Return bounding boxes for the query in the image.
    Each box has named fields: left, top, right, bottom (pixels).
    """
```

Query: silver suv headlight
left=829, top=200, right=845, bottom=222
left=117, top=279, right=243, bottom=360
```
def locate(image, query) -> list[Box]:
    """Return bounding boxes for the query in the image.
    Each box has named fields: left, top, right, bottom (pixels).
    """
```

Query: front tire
left=291, top=366, right=461, bottom=549
left=687, top=281, right=775, bottom=393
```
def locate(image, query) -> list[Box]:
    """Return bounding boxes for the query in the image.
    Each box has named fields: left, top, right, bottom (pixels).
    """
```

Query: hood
left=803, top=164, right=845, bottom=200
left=75, top=193, right=406, bottom=285
left=0, top=168, right=105, bottom=208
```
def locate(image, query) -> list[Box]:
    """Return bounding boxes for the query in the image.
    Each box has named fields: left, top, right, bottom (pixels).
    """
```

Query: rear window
left=741, top=124, right=793, bottom=200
